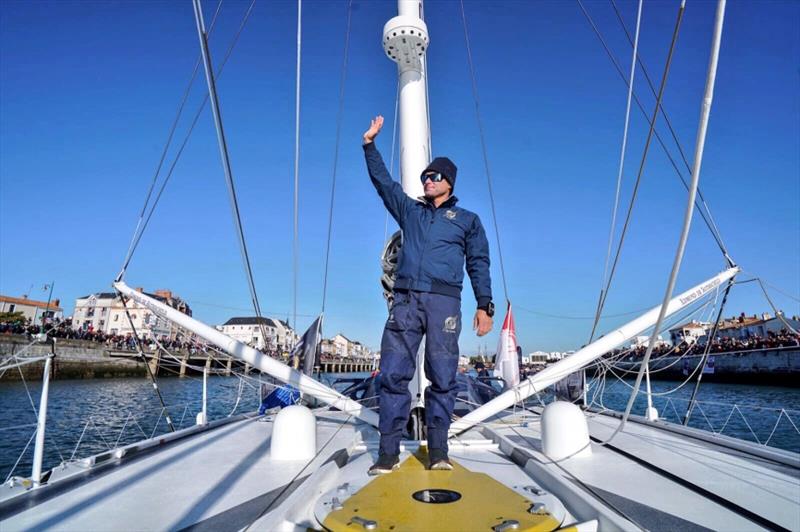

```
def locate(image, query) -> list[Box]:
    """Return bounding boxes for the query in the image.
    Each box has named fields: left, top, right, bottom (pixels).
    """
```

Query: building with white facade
left=630, top=334, right=668, bottom=348
left=668, top=320, right=710, bottom=346
left=218, top=317, right=297, bottom=352
left=332, top=333, right=351, bottom=357
left=72, top=289, right=191, bottom=339
left=0, top=294, right=63, bottom=323
left=764, top=314, right=800, bottom=335
left=318, top=334, right=373, bottom=359
left=526, top=351, right=569, bottom=366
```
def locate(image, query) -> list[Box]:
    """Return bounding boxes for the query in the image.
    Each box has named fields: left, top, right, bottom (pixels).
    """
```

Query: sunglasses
left=421, top=172, right=446, bottom=183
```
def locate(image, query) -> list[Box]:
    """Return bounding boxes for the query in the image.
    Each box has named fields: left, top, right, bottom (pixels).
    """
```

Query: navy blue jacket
left=364, top=142, right=492, bottom=307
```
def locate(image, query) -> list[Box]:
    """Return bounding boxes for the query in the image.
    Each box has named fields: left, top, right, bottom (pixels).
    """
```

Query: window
left=87, top=309, right=95, bottom=317
left=113, top=314, right=119, bottom=322
left=8, top=304, right=15, bottom=312
left=99, top=320, right=105, bottom=328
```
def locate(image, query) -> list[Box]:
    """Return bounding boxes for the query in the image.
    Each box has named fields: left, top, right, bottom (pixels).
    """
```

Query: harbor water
left=0, top=374, right=797, bottom=481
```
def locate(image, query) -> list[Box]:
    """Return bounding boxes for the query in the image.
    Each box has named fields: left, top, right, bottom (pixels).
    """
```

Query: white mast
left=384, top=0, right=431, bottom=198
left=383, top=0, right=432, bottom=415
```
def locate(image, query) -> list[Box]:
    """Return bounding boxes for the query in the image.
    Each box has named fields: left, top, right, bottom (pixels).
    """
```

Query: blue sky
left=1, top=0, right=798, bottom=353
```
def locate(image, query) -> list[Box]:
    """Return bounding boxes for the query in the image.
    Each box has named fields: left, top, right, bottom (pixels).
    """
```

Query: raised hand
left=363, top=115, right=384, bottom=144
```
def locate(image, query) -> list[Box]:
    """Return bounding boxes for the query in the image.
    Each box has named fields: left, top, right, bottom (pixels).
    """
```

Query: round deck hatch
left=412, top=489, right=461, bottom=504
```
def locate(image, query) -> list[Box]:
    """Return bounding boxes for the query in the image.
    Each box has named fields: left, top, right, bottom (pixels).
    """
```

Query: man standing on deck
left=362, top=115, right=494, bottom=474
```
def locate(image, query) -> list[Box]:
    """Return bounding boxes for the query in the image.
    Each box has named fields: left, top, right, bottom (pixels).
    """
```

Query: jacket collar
left=419, top=195, right=459, bottom=209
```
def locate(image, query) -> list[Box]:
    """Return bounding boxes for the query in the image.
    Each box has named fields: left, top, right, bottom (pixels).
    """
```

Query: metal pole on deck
left=645, top=362, right=658, bottom=421
left=31, top=349, right=53, bottom=486
left=198, top=366, right=208, bottom=425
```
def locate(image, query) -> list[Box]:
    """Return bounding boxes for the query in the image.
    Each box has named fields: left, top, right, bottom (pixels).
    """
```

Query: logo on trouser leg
left=443, top=316, right=458, bottom=333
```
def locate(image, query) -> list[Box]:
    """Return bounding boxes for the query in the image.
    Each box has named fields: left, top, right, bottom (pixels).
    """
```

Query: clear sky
left=1, top=0, right=798, bottom=354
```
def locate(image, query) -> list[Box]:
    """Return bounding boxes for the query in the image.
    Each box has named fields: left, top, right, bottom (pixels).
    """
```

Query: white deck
left=0, top=413, right=369, bottom=531
left=487, top=409, right=800, bottom=531
left=1, top=407, right=798, bottom=531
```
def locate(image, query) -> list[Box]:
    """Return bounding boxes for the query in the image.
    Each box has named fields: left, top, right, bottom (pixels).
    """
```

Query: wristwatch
left=479, top=301, right=495, bottom=317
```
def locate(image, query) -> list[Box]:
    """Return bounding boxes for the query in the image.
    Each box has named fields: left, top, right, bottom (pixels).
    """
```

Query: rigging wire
left=758, top=278, right=800, bottom=304
left=683, top=278, right=733, bottom=424
left=192, top=0, right=269, bottom=344
left=576, top=0, right=730, bottom=262
left=609, top=0, right=730, bottom=258
left=514, top=304, right=651, bottom=320
left=321, top=0, right=353, bottom=314
left=459, top=0, right=510, bottom=304
left=596, top=0, right=643, bottom=336
left=383, top=80, right=401, bottom=244
left=292, top=0, right=302, bottom=331
left=601, top=0, right=727, bottom=445
left=584, top=0, right=686, bottom=343
left=117, top=0, right=224, bottom=281
left=119, top=0, right=257, bottom=277
left=118, top=293, right=176, bottom=432
left=756, top=278, right=799, bottom=334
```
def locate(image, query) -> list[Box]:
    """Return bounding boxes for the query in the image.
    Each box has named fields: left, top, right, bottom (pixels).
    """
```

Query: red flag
left=493, top=302, right=520, bottom=386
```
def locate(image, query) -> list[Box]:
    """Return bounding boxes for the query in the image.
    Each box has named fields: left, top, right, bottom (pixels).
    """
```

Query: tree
left=0, top=311, right=25, bottom=324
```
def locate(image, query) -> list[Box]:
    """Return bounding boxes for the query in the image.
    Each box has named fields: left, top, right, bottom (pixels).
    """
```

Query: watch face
left=487, top=302, right=495, bottom=317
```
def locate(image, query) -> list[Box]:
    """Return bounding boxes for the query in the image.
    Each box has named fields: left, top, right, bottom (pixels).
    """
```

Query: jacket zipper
left=416, top=204, right=436, bottom=283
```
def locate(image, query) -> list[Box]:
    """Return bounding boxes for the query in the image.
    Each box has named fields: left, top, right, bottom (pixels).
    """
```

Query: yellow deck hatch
left=322, top=449, right=563, bottom=531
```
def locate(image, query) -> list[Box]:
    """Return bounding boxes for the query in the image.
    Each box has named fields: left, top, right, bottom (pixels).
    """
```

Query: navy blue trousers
left=378, top=290, right=461, bottom=456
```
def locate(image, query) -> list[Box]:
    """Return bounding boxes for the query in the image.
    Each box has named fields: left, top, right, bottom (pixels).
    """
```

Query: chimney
left=53, top=299, right=60, bottom=308
left=135, top=287, right=144, bottom=293
left=22, top=295, right=28, bottom=299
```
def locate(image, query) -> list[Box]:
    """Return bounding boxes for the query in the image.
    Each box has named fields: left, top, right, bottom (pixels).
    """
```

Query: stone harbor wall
left=0, top=336, right=147, bottom=380
left=612, top=348, right=800, bottom=386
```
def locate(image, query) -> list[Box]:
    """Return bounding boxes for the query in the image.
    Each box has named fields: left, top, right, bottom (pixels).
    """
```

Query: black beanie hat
left=421, top=157, right=457, bottom=191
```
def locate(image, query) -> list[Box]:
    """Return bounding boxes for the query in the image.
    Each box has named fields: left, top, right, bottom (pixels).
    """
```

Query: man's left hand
left=473, top=309, right=493, bottom=337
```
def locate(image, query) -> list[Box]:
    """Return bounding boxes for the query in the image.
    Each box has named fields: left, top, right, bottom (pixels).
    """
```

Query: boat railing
left=584, top=387, right=800, bottom=453
left=0, top=358, right=268, bottom=487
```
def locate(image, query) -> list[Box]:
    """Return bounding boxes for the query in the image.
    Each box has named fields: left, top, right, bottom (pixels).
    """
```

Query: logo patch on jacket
left=443, top=315, right=458, bottom=333
left=445, top=209, right=457, bottom=220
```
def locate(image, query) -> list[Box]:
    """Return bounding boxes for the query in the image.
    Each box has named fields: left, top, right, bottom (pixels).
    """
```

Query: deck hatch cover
left=411, top=489, right=461, bottom=504
left=321, top=448, right=562, bottom=531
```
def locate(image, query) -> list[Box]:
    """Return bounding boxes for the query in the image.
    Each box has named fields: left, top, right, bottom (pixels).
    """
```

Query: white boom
left=449, top=266, right=740, bottom=435
left=113, top=281, right=379, bottom=428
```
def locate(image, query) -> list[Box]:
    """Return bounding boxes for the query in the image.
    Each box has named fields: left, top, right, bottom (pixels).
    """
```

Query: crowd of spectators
left=0, top=317, right=216, bottom=354
left=612, top=329, right=800, bottom=362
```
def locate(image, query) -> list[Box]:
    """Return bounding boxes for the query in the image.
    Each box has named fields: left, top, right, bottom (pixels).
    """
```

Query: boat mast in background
left=385, top=0, right=431, bottom=199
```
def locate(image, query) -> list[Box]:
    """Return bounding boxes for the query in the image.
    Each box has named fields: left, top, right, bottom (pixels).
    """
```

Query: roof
left=0, top=295, right=63, bottom=311
left=78, top=292, right=118, bottom=300
left=719, top=317, right=767, bottom=330
left=222, top=317, right=280, bottom=327
left=668, top=320, right=709, bottom=332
